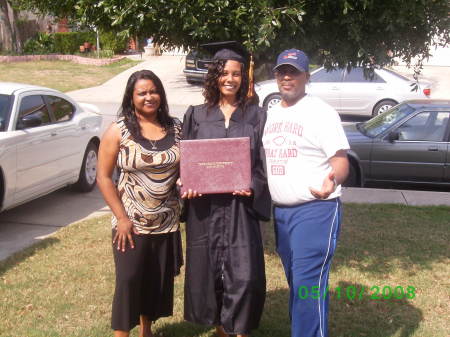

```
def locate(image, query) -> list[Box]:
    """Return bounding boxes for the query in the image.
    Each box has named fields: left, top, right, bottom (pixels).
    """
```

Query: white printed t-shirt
left=262, top=95, right=350, bottom=206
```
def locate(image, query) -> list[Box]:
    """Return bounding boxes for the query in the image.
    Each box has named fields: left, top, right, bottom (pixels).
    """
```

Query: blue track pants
left=274, top=198, right=342, bottom=337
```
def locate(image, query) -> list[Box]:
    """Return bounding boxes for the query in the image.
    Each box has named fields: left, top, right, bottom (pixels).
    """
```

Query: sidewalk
left=342, top=187, right=450, bottom=206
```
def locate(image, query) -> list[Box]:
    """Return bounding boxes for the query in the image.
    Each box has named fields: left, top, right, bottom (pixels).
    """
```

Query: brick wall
left=0, top=54, right=125, bottom=66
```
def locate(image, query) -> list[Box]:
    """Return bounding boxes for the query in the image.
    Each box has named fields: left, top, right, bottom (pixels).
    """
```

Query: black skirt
left=111, top=230, right=183, bottom=331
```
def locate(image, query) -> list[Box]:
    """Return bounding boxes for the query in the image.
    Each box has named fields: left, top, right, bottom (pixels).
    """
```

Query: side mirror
left=17, top=115, right=42, bottom=129
left=387, top=131, right=399, bottom=143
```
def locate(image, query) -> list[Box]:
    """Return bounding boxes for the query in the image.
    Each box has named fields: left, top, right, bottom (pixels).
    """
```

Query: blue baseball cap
left=274, top=49, right=309, bottom=73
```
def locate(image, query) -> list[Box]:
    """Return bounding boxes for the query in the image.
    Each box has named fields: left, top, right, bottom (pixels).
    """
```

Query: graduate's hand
left=178, top=179, right=203, bottom=199
left=113, top=217, right=139, bottom=252
left=232, top=189, right=252, bottom=197
left=309, top=170, right=336, bottom=200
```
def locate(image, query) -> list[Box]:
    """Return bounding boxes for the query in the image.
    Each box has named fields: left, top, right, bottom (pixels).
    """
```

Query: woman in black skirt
left=97, top=70, right=182, bottom=337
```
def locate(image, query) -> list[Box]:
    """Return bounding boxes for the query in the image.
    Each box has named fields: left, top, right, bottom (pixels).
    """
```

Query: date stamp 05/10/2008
left=297, top=285, right=417, bottom=301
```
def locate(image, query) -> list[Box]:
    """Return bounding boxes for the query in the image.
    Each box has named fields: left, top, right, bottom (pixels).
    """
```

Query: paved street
left=1, top=55, right=450, bottom=262
left=67, top=55, right=203, bottom=124
left=392, top=65, right=450, bottom=99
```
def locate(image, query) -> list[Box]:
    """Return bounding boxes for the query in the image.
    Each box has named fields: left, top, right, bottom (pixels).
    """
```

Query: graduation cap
left=200, top=41, right=249, bottom=65
left=200, top=41, right=255, bottom=99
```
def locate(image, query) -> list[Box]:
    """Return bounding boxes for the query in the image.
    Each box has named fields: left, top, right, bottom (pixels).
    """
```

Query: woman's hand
left=113, top=217, right=139, bottom=252
left=177, top=178, right=202, bottom=199
left=232, top=189, right=252, bottom=197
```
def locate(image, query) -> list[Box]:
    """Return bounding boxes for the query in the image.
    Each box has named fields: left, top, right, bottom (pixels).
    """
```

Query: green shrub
left=22, top=31, right=127, bottom=56
left=23, top=33, right=55, bottom=54
left=53, top=32, right=96, bottom=54
left=99, top=31, right=128, bottom=54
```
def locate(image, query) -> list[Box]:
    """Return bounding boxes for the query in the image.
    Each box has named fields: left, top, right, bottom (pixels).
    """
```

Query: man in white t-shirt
left=262, top=49, right=350, bottom=337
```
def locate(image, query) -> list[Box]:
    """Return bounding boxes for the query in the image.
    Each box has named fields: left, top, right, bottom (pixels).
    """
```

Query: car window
left=343, top=68, right=385, bottom=83
left=361, top=103, right=415, bottom=137
left=17, top=95, right=51, bottom=129
left=45, top=95, right=75, bottom=122
left=0, top=94, right=12, bottom=131
left=310, top=68, right=343, bottom=82
left=396, top=111, right=450, bottom=142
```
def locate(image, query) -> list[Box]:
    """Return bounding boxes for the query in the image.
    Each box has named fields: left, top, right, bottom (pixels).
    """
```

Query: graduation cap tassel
left=247, top=54, right=254, bottom=99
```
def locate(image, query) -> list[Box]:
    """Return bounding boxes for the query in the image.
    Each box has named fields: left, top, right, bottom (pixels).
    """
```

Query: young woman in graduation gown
left=180, top=43, right=271, bottom=337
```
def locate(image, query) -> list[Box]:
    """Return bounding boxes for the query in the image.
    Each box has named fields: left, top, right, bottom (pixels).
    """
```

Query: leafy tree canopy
left=13, top=0, right=450, bottom=69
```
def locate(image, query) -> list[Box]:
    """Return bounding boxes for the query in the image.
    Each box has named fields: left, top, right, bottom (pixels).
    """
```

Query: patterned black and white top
left=112, top=117, right=181, bottom=235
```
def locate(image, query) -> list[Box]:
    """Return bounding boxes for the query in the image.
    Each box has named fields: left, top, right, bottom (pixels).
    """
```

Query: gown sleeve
left=180, top=105, right=196, bottom=222
left=250, top=106, right=272, bottom=221
left=182, top=105, right=196, bottom=140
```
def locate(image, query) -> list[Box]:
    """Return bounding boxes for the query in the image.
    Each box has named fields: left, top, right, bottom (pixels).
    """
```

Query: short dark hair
left=203, top=59, right=249, bottom=108
left=119, top=70, right=172, bottom=139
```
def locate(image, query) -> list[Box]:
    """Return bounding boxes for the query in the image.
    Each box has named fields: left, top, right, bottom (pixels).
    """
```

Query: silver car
left=0, top=82, right=102, bottom=212
left=255, top=67, right=431, bottom=116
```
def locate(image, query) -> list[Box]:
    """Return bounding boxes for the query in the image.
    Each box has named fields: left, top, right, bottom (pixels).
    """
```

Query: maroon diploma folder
left=180, top=137, right=251, bottom=194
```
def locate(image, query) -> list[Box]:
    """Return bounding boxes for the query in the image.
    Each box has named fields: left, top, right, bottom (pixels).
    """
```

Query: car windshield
left=193, top=49, right=213, bottom=59
left=359, top=103, right=415, bottom=137
left=0, top=94, right=12, bottom=131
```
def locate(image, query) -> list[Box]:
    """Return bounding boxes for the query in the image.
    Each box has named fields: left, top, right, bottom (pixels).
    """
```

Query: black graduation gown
left=182, top=103, right=271, bottom=335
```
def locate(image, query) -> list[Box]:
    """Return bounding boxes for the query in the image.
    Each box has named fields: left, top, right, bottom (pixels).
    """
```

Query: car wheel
left=343, top=162, right=359, bottom=187
left=73, top=142, right=98, bottom=192
left=373, top=99, right=397, bottom=116
left=263, top=94, right=282, bottom=110
left=186, top=77, right=197, bottom=84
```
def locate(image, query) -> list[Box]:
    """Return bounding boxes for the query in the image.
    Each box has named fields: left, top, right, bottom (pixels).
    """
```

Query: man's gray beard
left=280, top=90, right=304, bottom=105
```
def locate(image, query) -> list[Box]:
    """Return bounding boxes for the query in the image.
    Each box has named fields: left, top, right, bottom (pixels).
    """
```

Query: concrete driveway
left=1, top=55, right=450, bottom=262
left=0, top=188, right=109, bottom=261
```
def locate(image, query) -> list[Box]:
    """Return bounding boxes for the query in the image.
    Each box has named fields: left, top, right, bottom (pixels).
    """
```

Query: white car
left=255, top=67, right=431, bottom=116
left=0, top=82, right=102, bottom=212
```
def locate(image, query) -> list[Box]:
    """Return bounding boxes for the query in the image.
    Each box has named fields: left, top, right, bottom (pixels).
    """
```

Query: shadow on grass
left=329, top=281, right=422, bottom=337
left=263, top=204, right=450, bottom=275
left=254, top=283, right=422, bottom=337
left=256, top=288, right=290, bottom=337
left=3, top=274, right=419, bottom=337
left=156, top=320, right=214, bottom=337
left=0, top=237, right=59, bottom=276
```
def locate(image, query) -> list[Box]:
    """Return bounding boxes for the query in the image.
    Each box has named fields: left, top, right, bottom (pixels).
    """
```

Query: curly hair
left=118, top=69, right=172, bottom=139
left=203, top=59, right=249, bottom=108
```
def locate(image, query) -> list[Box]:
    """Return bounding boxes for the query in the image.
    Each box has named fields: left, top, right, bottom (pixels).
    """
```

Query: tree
left=13, top=0, right=450, bottom=70
left=0, top=0, right=22, bottom=53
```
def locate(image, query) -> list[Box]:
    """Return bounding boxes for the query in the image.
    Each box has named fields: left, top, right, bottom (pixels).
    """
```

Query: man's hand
left=310, top=150, right=349, bottom=200
left=309, top=170, right=336, bottom=200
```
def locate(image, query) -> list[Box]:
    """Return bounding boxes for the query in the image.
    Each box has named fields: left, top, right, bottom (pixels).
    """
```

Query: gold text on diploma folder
left=197, top=161, right=233, bottom=169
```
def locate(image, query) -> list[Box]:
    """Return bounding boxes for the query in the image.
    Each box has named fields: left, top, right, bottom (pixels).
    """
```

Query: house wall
left=0, top=4, right=57, bottom=52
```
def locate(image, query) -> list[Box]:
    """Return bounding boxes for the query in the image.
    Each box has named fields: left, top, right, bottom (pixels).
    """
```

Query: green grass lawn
left=0, top=59, right=141, bottom=92
left=0, top=204, right=448, bottom=337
